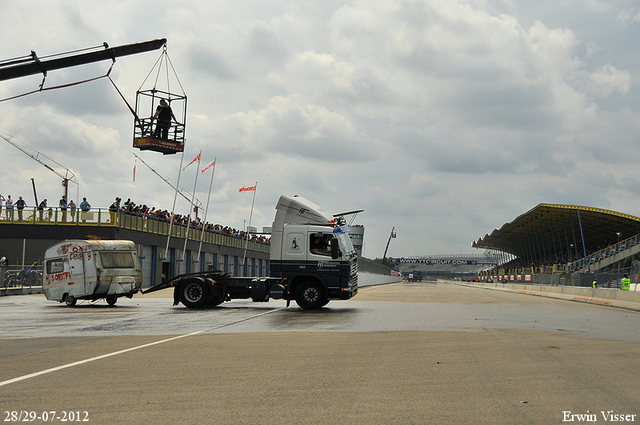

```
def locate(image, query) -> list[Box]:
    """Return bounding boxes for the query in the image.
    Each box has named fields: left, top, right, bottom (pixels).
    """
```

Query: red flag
left=182, top=153, right=201, bottom=171
left=132, top=163, right=136, bottom=183
left=201, top=160, right=215, bottom=173
left=239, top=185, right=256, bottom=193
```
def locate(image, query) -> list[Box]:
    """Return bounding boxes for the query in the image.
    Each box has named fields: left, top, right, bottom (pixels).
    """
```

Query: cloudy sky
left=1, top=0, right=639, bottom=259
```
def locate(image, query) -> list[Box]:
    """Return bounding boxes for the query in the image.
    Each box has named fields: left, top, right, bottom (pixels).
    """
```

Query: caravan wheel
left=65, top=294, right=77, bottom=307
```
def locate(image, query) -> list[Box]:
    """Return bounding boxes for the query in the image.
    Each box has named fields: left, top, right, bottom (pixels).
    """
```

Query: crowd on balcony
left=112, top=197, right=271, bottom=245
left=0, top=192, right=270, bottom=245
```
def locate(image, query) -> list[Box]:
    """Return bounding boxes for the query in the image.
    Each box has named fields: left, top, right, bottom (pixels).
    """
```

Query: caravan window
left=99, top=252, right=135, bottom=269
left=46, top=259, right=65, bottom=274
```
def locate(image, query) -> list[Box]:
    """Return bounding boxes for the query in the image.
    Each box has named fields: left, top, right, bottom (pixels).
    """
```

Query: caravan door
left=67, top=242, right=88, bottom=297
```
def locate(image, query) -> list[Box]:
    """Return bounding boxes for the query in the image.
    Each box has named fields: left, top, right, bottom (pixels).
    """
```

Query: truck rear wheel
left=295, top=281, right=326, bottom=310
left=181, top=280, right=209, bottom=308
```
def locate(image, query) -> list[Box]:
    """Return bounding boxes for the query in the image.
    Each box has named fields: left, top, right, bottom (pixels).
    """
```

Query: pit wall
left=451, top=280, right=640, bottom=312
left=358, top=273, right=403, bottom=286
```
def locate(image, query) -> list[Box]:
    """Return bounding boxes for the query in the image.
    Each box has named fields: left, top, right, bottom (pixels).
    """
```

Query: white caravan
left=43, top=239, right=142, bottom=306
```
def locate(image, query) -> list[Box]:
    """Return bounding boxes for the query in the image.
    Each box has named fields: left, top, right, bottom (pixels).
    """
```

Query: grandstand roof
left=472, top=204, right=640, bottom=262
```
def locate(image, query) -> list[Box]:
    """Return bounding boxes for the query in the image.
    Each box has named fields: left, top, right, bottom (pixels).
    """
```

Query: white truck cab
left=143, top=194, right=361, bottom=310
left=270, top=195, right=359, bottom=308
left=43, top=239, right=142, bottom=306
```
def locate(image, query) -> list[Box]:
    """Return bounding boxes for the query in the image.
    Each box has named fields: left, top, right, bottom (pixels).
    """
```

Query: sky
left=1, top=0, right=639, bottom=260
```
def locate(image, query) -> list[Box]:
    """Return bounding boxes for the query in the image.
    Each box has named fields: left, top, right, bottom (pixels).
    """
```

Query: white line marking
left=0, top=308, right=280, bottom=387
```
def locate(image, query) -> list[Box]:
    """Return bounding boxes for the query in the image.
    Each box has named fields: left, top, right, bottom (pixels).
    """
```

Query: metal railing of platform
left=0, top=207, right=269, bottom=254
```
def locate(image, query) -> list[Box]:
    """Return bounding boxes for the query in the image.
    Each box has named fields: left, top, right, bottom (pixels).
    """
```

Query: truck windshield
left=333, top=228, right=357, bottom=260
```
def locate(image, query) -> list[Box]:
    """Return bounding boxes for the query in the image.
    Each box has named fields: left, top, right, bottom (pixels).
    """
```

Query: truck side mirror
left=330, top=238, right=340, bottom=259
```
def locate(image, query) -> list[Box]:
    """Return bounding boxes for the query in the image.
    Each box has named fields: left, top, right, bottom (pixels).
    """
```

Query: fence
left=358, top=257, right=394, bottom=275
left=1, top=265, right=42, bottom=291
left=482, top=266, right=638, bottom=289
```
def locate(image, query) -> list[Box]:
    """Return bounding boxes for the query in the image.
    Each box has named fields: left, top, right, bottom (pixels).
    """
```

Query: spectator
left=15, top=196, right=26, bottom=221
left=109, top=197, right=121, bottom=225
left=59, top=195, right=67, bottom=222
left=79, top=197, right=91, bottom=212
left=68, top=199, right=76, bottom=222
left=38, top=199, right=47, bottom=221
left=5, top=195, right=13, bottom=220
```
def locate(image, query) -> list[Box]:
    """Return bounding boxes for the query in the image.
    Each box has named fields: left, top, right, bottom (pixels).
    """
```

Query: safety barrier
left=454, top=280, right=640, bottom=311
left=0, top=265, right=42, bottom=296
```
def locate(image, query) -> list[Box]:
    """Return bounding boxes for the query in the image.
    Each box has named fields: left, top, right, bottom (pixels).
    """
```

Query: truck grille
left=349, top=260, right=358, bottom=288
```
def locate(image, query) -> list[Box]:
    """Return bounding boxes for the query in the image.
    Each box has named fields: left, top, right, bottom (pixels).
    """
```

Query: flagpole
left=242, top=181, right=257, bottom=271
left=164, top=150, right=186, bottom=266
left=182, top=150, right=202, bottom=262
left=197, top=157, right=216, bottom=267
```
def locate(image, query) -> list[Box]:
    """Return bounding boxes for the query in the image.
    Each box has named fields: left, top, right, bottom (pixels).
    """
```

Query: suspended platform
left=133, top=136, right=184, bottom=155
left=131, top=44, right=187, bottom=155
left=132, top=89, right=186, bottom=155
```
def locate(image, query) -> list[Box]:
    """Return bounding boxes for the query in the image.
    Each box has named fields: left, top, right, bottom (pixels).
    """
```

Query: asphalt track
left=1, top=281, right=639, bottom=424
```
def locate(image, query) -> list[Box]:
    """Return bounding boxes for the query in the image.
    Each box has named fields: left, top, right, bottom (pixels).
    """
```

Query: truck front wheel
left=181, top=280, right=209, bottom=308
left=295, top=281, right=326, bottom=310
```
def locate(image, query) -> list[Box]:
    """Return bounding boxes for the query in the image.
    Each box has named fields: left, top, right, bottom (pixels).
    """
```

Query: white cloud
left=587, top=64, right=631, bottom=96
left=1, top=0, right=639, bottom=258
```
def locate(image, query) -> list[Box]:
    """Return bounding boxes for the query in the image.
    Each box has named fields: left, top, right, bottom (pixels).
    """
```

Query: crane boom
left=0, top=133, right=77, bottom=183
left=132, top=152, right=203, bottom=211
left=0, top=133, right=79, bottom=203
left=0, top=38, right=167, bottom=82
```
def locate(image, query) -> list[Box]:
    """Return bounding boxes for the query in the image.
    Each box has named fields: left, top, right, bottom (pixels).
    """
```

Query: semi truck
left=42, top=239, right=142, bottom=306
left=143, top=194, right=361, bottom=309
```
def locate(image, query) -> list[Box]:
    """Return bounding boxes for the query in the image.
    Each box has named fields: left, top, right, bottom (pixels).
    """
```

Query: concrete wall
left=454, top=280, right=640, bottom=312
left=358, top=273, right=402, bottom=287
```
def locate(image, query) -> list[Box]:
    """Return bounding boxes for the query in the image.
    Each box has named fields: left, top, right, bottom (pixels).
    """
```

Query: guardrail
left=0, top=207, right=269, bottom=253
left=1, top=265, right=42, bottom=293
left=568, top=234, right=640, bottom=271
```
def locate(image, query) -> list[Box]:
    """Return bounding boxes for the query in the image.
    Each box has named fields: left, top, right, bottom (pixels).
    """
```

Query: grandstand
left=472, top=204, right=640, bottom=287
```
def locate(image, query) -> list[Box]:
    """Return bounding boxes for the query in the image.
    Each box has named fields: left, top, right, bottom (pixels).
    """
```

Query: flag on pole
left=201, top=160, right=215, bottom=173
left=239, top=185, right=257, bottom=192
left=133, top=162, right=136, bottom=183
left=182, top=153, right=201, bottom=171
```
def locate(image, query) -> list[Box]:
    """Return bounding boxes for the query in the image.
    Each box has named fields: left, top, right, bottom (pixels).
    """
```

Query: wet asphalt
left=1, top=281, right=639, bottom=424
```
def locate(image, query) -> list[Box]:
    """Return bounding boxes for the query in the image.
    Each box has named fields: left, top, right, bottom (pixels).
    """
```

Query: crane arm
left=0, top=38, right=167, bottom=82
left=132, top=152, right=203, bottom=210
left=0, top=133, right=78, bottom=185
